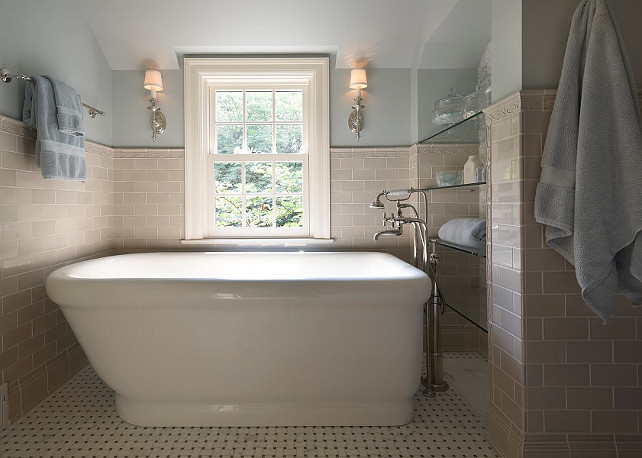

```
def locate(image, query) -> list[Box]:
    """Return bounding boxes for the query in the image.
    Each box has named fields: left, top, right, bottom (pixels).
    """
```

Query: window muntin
left=208, top=87, right=308, bottom=236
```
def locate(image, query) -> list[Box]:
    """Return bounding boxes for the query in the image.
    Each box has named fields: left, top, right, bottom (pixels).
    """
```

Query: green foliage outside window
left=215, top=196, right=242, bottom=227
left=214, top=161, right=304, bottom=228
left=276, top=197, right=303, bottom=227
left=246, top=162, right=272, bottom=193
left=214, top=90, right=304, bottom=229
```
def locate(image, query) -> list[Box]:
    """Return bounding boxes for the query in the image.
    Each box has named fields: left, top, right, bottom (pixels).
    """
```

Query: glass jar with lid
left=463, top=85, right=492, bottom=119
left=431, top=88, right=465, bottom=126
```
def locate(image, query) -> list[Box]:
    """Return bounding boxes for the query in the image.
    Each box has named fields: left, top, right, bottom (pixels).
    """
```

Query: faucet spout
left=373, top=228, right=402, bottom=240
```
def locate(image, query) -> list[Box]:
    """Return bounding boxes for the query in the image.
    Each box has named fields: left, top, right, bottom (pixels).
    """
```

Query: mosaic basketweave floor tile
left=1, top=357, right=497, bottom=458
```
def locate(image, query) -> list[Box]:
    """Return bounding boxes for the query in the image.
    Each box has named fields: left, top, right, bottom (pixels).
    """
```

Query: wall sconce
left=348, top=68, right=367, bottom=141
left=144, top=70, right=166, bottom=142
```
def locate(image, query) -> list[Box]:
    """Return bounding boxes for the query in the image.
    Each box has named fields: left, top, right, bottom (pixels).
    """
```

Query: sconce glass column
left=144, top=70, right=167, bottom=142
left=348, top=68, right=367, bottom=141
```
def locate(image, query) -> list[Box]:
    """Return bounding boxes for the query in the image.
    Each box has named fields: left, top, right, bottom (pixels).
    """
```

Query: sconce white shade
left=144, top=70, right=164, bottom=92
left=349, top=68, right=367, bottom=89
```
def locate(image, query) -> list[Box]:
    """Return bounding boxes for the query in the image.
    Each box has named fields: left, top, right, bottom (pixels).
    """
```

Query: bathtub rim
left=46, top=251, right=431, bottom=310
left=47, top=251, right=427, bottom=281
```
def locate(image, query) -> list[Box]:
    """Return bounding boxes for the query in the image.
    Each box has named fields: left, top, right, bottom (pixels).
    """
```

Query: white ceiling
left=77, top=0, right=491, bottom=71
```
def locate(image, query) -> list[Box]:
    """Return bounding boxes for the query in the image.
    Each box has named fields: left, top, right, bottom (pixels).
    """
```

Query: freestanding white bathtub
left=46, top=251, right=430, bottom=427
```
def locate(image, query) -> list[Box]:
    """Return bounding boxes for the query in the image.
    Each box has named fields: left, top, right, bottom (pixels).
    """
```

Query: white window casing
left=184, top=57, right=330, bottom=242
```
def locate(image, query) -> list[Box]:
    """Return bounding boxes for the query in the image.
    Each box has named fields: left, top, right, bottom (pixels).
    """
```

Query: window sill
left=180, top=238, right=334, bottom=247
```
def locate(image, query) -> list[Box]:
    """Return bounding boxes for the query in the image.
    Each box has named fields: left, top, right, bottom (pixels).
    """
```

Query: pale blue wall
left=417, top=68, right=478, bottom=143
left=491, top=0, right=522, bottom=103
left=522, top=0, right=642, bottom=90
left=112, top=70, right=184, bottom=148
left=493, top=0, right=642, bottom=103
left=110, top=61, right=413, bottom=148
left=12, top=1, right=641, bottom=149
left=0, top=0, right=113, bottom=145
left=329, top=67, right=412, bottom=148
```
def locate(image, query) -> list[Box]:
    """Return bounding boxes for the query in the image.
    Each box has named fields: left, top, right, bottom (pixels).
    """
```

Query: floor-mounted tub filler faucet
left=369, top=188, right=449, bottom=397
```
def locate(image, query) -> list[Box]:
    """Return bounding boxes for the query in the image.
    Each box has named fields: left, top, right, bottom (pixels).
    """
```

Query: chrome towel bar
left=1, top=68, right=106, bottom=118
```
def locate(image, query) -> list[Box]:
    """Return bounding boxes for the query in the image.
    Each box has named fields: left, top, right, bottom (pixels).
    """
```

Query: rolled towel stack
left=438, top=218, right=486, bottom=250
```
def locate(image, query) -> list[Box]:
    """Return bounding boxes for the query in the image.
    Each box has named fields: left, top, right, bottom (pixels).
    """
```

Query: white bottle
left=463, top=155, right=484, bottom=184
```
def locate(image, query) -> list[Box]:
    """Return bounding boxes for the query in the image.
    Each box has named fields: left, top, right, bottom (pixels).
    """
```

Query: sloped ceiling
left=77, top=0, right=490, bottom=70
left=419, top=0, right=492, bottom=69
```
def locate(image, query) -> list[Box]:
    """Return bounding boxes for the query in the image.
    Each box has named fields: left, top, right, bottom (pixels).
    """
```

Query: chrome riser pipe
left=428, top=253, right=449, bottom=392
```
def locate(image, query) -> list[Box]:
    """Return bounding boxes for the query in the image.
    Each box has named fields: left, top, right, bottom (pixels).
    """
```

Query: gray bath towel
left=534, top=0, right=642, bottom=321
left=23, top=76, right=86, bottom=181
left=47, top=76, right=85, bottom=137
left=438, top=218, right=486, bottom=250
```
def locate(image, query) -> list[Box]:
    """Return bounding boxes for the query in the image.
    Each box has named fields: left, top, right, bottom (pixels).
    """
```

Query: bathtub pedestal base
left=116, top=395, right=415, bottom=427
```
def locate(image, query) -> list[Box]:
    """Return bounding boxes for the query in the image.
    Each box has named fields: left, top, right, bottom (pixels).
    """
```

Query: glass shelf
left=419, top=110, right=488, bottom=333
left=420, top=111, right=485, bottom=145
left=431, top=238, right=486, bottom=258
left=422, top=181, right=486, bottom=192
left=445, top=301, right=488, bottom=333
left=430, top=241, right=488, bottom=332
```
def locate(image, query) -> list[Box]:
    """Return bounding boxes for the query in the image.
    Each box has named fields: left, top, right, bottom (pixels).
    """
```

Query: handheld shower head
left=385, top=189, right=411, bottom=202
left=369, top=192, right=386, bottom=209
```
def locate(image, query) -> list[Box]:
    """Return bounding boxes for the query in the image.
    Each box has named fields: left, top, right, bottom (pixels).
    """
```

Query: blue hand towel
left=46, top=76, right=85, bottom=137
left=438, top=218, right=486, bottom=250
left=534, top=0, right=642, bottom=321
left=23, top=76, right=86, bottom=181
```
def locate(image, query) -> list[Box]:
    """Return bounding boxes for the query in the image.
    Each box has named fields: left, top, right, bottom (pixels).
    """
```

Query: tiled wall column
left=484, top=91, right=642, bottom=458
left=484, top=93, right=527, bottom=457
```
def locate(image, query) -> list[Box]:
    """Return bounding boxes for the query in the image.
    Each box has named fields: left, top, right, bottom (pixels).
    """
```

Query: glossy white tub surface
left=46, top=252, right=430, bottom=427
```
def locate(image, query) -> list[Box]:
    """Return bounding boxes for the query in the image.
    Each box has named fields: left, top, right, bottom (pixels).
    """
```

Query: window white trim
left=184, top=57, right=330, bottom=241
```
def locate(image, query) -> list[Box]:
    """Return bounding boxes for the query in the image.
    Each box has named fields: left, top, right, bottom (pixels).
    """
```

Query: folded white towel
left=438, top=218, right=486, bottom=250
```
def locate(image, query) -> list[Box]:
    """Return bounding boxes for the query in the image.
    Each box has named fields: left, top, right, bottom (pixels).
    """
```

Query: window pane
left=275, top=162, right=302, bottom=193
left=276, top=91, right=302, bottom=121
left=215, top=197, right=242, bottom=227
left=276, top=196, right=303, bottom=227
left=216, top=91, right=243, bottom=122
left=245, top=162, right=272, bottom=194
left=246, top=196, right=273, bottom=228
left=246, top=91, right=273, bottom=122
left=215, top=162, right=242, bottom=193
left=247, top=124, right=273, bottom=154
left=276, top=124, right=303, bottom=154
left=216, top=125, right=243, bottom=154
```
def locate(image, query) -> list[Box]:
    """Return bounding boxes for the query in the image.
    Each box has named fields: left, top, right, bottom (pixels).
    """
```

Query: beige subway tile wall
left=112, top=149, right=185, bottom=252
left=0, top=114, right=489, bottom=425
left=0, top=116, right=112, bottom=423
left=521, top=90, right=642, bottom=456
left=111, top=147, right=418, bottom=261
left=329, top=148, right=415, bottom=261
left=484, top=91, right=642, bottom=458
left=485, top=93, right=526, bottom=457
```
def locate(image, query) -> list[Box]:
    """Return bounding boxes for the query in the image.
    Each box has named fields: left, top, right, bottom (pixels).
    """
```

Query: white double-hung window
left=184, top=58, right=330, bottom=241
